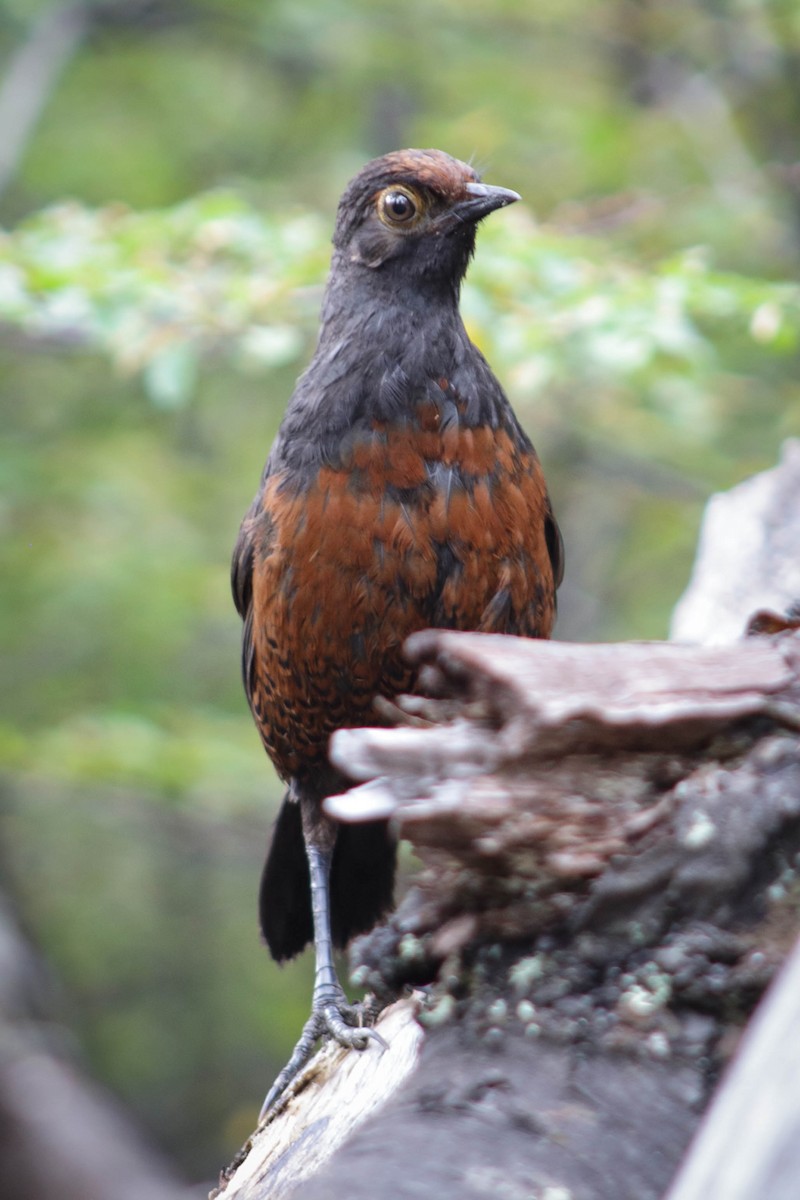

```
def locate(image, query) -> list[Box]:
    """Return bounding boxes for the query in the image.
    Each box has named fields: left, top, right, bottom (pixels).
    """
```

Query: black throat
left=268, top=232, right=508, bottom=482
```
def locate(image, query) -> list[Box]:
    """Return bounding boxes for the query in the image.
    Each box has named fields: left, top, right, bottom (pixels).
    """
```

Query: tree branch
left=0, top=5, right=91, bottom=200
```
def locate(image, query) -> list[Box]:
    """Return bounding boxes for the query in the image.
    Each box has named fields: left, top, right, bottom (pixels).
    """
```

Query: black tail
left=259, top=794, right=397, bottom=963
left=259, top=797, right=311, bottom=962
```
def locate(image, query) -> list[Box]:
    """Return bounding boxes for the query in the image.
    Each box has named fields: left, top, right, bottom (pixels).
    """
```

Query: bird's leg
left=260, top=804, right=387, bottom=1118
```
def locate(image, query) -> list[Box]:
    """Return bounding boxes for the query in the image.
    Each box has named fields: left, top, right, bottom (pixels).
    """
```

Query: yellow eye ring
left=377, top=186, right=421, bottom=227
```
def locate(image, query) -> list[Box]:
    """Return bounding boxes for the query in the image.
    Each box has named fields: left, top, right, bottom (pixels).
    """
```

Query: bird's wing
left=231, top=501, right=256, bottom=619
left=545, top=499, right=565, bottom=591
left=231, top=500, right=259, bottom=708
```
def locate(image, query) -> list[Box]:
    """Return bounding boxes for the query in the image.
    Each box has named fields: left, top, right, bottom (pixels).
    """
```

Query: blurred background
left=1, top=0, right=799, bottom=1186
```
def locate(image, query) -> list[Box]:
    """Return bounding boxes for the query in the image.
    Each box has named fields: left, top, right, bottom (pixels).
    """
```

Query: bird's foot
left=259, top=991, right=388, bottom=1120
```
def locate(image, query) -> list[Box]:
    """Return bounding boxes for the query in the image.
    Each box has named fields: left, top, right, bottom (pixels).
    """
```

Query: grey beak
left=455, top=180, right=521, bottom=223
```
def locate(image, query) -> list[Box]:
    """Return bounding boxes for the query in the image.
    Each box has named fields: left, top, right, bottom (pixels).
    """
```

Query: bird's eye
left=384, top=191, right=414, bottom=220
left=377, top=187, right=420, bottom=227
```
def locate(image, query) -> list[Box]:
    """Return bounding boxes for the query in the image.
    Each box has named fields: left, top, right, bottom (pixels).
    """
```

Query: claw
left=363, top=1026, right=389, bottom=1052
left=259, top=995, right=387, bottom=1120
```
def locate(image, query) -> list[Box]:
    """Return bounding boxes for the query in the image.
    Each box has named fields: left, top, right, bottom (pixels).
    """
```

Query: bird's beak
left=454, top=181, right=521, bottom=223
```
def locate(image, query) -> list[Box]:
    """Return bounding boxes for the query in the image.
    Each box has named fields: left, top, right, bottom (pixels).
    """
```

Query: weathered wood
left=327, top=633, right=795, bottom=782
left=217, top=630, right=800, bottom=1200
left=212, top=999, right=423, bottom=1200
left=288, top=1030, right=703, bottom=1200
left=671, top=437, right=800, bottom=644
left=665, top=934, right=800, bottom=1200
left=328, top=631, right=800, bottom=930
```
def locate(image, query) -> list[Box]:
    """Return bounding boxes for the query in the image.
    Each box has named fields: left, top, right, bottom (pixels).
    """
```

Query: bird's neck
left=269, top=258, right=482, bottom=480
left=320, top=251, right=464, bottom=342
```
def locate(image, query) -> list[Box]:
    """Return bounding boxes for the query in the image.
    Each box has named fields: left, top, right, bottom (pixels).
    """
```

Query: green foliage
left=0, top=192, right=324, bottom=406
left=1, top=190, right=797, bottom=442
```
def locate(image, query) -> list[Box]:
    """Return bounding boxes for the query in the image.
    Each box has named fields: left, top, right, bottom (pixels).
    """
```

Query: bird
left=231, top=148, right=563, bottom=1113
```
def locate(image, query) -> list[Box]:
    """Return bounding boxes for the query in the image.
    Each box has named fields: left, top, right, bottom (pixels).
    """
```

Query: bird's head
left=331, top=149, right=519, bottom=295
